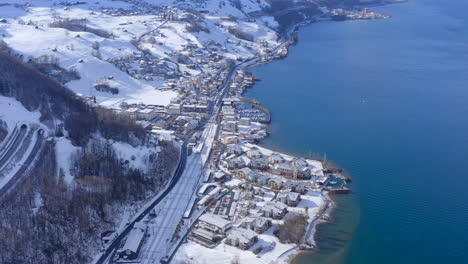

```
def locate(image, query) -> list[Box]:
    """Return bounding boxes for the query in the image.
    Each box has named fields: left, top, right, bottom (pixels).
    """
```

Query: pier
left=239, top=98, right=271, bottom=123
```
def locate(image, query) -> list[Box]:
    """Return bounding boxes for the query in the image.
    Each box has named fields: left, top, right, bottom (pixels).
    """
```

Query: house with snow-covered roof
left=225, top=228, right=258, bottom=250
left=247, top=147, right=263, bottom=159
left=260, top=201, right=288, bottom=219
left=235, top=167, right=254, bottom=179
left=197, top=214, right=232, bottom=235
left=241, top=216, right=271, bottom=234
left=116, top=222, right=147, bottom=260
left=276, top=191, right=302, bottom=207
left=268, top=152, right=285, bottom=165
left=248, top=157, right=270, bottom=170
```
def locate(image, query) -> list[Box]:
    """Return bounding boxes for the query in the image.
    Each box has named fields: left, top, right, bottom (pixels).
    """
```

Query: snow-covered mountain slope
left=0, top=48, right=179, bottom=263
left=0, top=0, right=283, bottom=109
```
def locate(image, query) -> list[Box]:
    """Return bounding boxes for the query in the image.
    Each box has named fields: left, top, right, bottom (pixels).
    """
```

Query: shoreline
left=174, top=1, right=405, bottom=262
left=238, top=16, right=340, bottom=264
left=235, top=1, right=404, bottom=261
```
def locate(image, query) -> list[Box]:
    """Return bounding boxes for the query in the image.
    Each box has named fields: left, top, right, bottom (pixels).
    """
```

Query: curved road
left=96, top=143, right=188, bottom=264
left=0, top=129, right=44, bottom=202
left=0, top=125, right=19, bottom=155
left=97, top=18, right=298, bottom=263
left=0, top=125, right=28, bottom=170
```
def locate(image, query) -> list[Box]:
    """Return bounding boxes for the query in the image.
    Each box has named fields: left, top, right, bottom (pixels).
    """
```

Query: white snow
left=112, top=140, right=157, bottom=172
left=32, top=191, right=43, bottom=215
left=55, top=137, right=80, bottom=184
left=173, top=190, right=326, bottom=264
left=173, top=226, right=296, bottom=264
left=0, top=96, right=45, bottom=189
left=0, top=96, right=42, bottom=133
left=0, top=1, right=177, bottom=107
left=243, top=143, right=325, bottom=176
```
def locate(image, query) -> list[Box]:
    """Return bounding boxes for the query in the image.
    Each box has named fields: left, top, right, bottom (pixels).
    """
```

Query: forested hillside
left=0, top=50, right=179, bottom=263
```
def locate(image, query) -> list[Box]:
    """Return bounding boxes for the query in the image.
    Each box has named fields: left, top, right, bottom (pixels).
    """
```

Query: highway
left=95, top=144, right=188, bottom=264
left=98, top=20, right=297, bottom=262
left=0, top=124, right=27, bottom=170
left=0, top=129, right=44, bottom=202
left=0, top=125, right=19, bottom=157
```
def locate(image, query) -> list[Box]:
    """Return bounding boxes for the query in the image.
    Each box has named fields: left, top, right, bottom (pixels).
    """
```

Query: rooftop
left=199, top=214, right=231, bottom=229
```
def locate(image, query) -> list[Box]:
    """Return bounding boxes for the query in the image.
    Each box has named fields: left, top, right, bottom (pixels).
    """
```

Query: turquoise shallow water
left=246, top=0, right=468, bottom=263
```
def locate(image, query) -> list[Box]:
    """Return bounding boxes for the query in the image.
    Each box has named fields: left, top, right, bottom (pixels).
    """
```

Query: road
left=136, top=54, right=263, bottom=264
left=98, top=43, right=252, bottom=264
left=95, top=144, right=188, bottom=264
left=139, top=153, right=203, bottom=264
left=0, top=129, right=44, bottom=202
left=0, top=124, right=27, bottom=170
left=0, top=125, right=19, bottom=157
left=99, top=13, right=302, bottom=262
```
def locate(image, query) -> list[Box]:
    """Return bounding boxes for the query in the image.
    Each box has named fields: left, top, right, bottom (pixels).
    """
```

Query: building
left=261, top=201, right=288, bottom=219
left=257, top=174, right=270, bottom=186
left=268, top=177, right=283, bottom=190
left=249, top=158, right=269, bottom=170
left=221, top=135, right=239, bottom=144
left=270, top=163, right=310, bottom=180
left=247, top=147, right=263, bottom=159
left=226, top=144, right=243, bottom=155
left=214, top=171, right=227, bottom=182
left=136, top=108, right=158, bottom=120
left=198, top=214, right=232, bottom=235
left=241, top=217, right=271, bottom=234
left=190, top=227, right=220, bottom=246
left=284, top=181, right=308, bottom=194
left=239, top=117, right=251, bottom=126
left=117, top=222, right=147, bottom=260
left=268, top=153, right=285, bottom=164
left=235, top=167, right=254, bottom=179
left=167, top=104, right=181, bottom=115
left=185, top=119, right=199, bottom=130
left=182, top=104, right=208, bottom=113
left=290, top=158, right=308, bottom=168
left=222, top=106, right=236, bottom=116
left=224, top=121, right=237, bottom=132
left=270, top=163, right=295, bottom=177
left=101, top=231, right=116, bottom=244
left=225, top=228, right=258, bottom=250
left=276, top=191, right=302, bottom=207
left=225, top=157, right=246, bottom=169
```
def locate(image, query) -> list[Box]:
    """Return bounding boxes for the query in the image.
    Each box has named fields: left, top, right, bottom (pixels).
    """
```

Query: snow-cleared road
left=0, top=128, right=44, bottom=202
left=139, top=153, right=203, bottom=264
left=0, top=124, right=27, bottom=170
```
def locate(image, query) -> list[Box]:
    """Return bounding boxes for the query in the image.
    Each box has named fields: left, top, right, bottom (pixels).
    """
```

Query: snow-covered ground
left=243, top=142, right=325, bottom=176
left=0, top=0, right=280, bottom=109
left=0, top=96, right=45, bottom=189
left=172, top=190, right=325, bottom=264
left=112, top=140, right=159, bottom=172
left=54, top=137, right=79, bottom=184
left=0, top=96, right=42, bottom=132
left=0, top=1, right=177, bottom=107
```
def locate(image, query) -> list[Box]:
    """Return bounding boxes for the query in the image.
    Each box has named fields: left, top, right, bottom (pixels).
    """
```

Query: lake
left=246, top=0, right=468, bottom=263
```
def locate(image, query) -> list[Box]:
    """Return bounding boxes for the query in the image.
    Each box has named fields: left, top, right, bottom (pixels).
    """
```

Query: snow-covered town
left=0, top=0, right=356, bottom=264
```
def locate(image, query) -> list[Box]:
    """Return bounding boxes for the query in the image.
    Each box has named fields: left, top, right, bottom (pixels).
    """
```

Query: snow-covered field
left=0, top=0, right=280, bottom=109
left=0, top=96, right=41, bottom=132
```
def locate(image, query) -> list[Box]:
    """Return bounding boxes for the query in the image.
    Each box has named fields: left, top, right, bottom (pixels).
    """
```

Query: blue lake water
left=246, top=0, right=468, bottom=263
